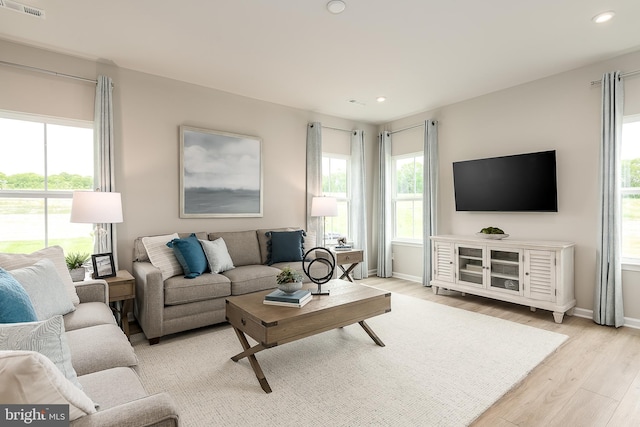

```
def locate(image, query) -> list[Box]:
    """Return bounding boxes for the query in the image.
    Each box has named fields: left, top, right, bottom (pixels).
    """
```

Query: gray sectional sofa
left=133, top=228, right=325, bottom=344
left=0, top=247, right=179, bottom=427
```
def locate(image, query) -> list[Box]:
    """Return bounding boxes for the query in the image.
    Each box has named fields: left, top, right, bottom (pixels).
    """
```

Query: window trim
left=0, top=111, right=94, bottom=249
left=391, top=151, right=424, bottom=243
left=621, top=114, right=640, bottom=265
left=321, top=152, right=351, bottom=243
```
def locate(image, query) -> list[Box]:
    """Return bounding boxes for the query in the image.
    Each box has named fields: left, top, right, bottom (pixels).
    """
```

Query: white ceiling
left=1, top=0, right=640, bottom=124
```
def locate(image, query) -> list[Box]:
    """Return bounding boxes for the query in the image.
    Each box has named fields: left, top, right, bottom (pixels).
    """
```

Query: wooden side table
left=332, top=249, right=364, bottom=282
left=102, top=270, right=135, bottom=339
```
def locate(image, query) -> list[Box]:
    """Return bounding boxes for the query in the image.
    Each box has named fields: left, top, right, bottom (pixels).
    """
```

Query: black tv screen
left=453, top=150, right=558, bottom=212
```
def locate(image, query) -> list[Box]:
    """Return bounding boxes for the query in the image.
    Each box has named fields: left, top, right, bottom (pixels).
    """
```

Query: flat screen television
left=453, top=150, right=558, bottom=212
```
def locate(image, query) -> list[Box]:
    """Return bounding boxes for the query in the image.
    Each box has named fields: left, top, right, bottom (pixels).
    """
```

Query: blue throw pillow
left=166, top=234, right=208, bottom=279
left=267, top=230, right=306, bottom=265
left=0, top=267, right=38, bottom=323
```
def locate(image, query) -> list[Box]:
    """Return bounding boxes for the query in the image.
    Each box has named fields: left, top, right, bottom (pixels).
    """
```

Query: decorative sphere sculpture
left=302, top=247, right=335, bottom=295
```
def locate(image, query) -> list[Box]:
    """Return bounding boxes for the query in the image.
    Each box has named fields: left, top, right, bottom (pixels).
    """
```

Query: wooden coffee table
left=225, top=279, right=391, bottom=393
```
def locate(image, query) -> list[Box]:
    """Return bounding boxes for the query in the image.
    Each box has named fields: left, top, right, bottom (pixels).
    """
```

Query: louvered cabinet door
left=432, top=241, right=454, bottom=283
left=524, top=250, right=556, bottom=302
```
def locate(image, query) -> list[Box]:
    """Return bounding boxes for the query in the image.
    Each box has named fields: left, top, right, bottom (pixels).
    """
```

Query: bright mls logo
left=1, top=405, right=68, bottom=426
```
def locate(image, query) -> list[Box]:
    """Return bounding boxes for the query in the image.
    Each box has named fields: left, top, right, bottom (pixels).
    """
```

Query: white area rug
left=132, top=292, right=568, bottom=427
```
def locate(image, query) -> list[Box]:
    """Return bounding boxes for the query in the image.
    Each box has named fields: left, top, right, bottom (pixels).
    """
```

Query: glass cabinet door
left=456, top=245, right=484, bottom=287
left=489, top=249, right=522, bottom=294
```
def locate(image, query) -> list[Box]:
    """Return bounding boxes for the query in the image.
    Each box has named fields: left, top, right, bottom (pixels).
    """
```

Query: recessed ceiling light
left=327, top=0, right=346, bottom=14
left=376, top=96, right=386, bottom=103
left=592, top=11, right=615, bottom=24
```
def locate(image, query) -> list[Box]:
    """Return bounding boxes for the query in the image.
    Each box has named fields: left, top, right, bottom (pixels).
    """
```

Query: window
left=622, top=115, right=640, bottom=262
left=392, top=153, right=423, bottom=241
left=0, top=112, right=94, bottom=255
left=322, top=154, right=349, bottom=243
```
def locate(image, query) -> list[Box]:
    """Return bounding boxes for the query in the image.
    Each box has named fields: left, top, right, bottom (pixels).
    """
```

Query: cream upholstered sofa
left=133, top=228, right=324, bottom=344
left=0, top=247, right=179, bottom=427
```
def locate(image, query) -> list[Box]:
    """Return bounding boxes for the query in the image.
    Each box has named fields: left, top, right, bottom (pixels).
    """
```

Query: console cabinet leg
left=552, top=311, right=564, bottom=324
left=432, top=286, right=439, bottom=295
left=530, top=307, right=536, bottom=312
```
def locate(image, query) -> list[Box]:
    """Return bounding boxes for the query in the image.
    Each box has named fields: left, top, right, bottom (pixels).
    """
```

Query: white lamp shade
left=311, top=196, right=338, bottom=217
left=70, top=191, right=123, bottom=224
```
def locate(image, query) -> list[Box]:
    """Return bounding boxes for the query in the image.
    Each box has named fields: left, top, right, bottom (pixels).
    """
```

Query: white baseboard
left=573, top=307, right=640, bottom=329
left=391, top=272, right=422, bottom=283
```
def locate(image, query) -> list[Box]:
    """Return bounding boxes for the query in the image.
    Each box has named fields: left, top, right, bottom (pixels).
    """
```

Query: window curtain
left=306, top=122, right=323, bottom=246
left=377, top=131, right=392, bottom=277
left=94, top=75, right=118, bottom=267
left=594, top=71, right=624, bottom=327
left=422, top=120, right=439, bottom=286
left=350, top=130, right=368, bottom=279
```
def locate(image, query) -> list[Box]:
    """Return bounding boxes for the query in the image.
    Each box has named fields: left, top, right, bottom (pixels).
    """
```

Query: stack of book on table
left=263, top=289, right=312, bottom=308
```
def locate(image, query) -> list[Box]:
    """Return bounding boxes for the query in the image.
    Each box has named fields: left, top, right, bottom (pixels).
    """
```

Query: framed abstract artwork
left=179, top=126, right=263, bottom=218
left=92, top=253, right=116, bottom=279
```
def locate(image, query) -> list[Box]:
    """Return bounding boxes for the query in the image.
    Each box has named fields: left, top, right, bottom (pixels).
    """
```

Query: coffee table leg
left=358, top=320, right=385, bottom=347
left=231, top=327, right=272, bottom=393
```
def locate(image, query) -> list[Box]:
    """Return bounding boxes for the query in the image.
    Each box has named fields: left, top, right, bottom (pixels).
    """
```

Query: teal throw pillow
left=0, top=267, right=38, bottom=323
left=267, top=230, right=306, bottom=265
left=167, top=233, right=208, bottom=278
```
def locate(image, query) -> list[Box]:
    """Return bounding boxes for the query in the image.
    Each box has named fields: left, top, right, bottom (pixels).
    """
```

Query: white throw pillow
left=0, top=315, right=82, bottom=389
left=200, top=238, right=235, bottom=273
left=142, top=233, right=183, bottom=280
left=0, top=246, right=80, bottom=306
left=10, top=258, right=76, bottom=320
left=0, top=350, right=96, bottom=421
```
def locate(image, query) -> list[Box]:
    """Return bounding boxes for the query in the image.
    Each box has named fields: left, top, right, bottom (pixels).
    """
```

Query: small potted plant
left=276, top=266, right=304, bottom=294
left=65, top=252, right=90, bottom=282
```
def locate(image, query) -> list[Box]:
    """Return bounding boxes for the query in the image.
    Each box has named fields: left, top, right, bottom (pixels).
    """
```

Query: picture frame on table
left=179, top=125, right=263, bottom=218
left=92, top=253, right=116, bottom=279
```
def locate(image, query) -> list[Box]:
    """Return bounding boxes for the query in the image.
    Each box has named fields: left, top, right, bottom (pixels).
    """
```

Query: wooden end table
left=226, top=279, right=391, bottom=393
left=319, top=248, right=364, bottom=282
left=102, top=270, right=135, bottom=339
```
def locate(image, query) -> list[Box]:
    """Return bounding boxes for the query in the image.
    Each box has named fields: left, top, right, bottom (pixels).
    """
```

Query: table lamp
left=311, top=196, right=338, bottom=247
left=70, top=190, right=123, bottom=254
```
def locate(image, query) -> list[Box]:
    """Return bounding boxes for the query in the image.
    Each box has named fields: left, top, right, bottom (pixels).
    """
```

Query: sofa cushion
left=222, top=265, right=280, bottom=295
left=78, top=367, right=148, bottom=411
left=0, top=267, right=38, bottom=323
left=266, top=230, right=306, bottom=265
left=63, top=302, right=117, bottom=332
left=65, top=324, right=138, bottom=376
left=200, top=238, right=235, bottom=273
left=0, top=350, right=96, bottom=420
left=257, top=227, right=299, bottom=265
left=0, top=246, right=80, bottom=306
left=0, top=315, right=81, bottom=389
left=163, top=273, right=231, bottom=305
left=167, top=234, right=208, bottom=279
left=10, top=258, right=76, bottom=320
left=208, top=231, right=261, bottom=266
left=142, top=233, right=183, bottom=280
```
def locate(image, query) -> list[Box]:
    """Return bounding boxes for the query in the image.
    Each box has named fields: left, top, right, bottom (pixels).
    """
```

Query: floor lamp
left=70, top=190, right=123, bottom=262
left=311, top=196, right=338, bottom=247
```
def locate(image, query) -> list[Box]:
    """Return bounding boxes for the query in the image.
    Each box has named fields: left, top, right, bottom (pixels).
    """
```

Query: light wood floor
left=361, top=276, right=640, bottom=427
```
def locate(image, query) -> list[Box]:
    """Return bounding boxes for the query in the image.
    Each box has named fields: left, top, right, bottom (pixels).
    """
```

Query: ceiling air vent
left=0, top=0, right=45, bottom=19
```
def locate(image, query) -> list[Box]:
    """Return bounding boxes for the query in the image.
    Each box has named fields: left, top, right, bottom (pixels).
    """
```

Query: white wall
left=382, top=49, right=640, bottom=319
left=0, top=39, right=378, bottom=274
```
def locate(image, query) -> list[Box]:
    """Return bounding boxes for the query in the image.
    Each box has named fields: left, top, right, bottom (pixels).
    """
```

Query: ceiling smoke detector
left=327, top=0, right=346, bottom=14
left=0, top=0, right=45, bottom=18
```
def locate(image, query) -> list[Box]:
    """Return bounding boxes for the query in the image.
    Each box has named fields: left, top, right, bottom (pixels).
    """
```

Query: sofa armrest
left=132, top=262, right=165, bottom=341
left=75, top=279, right=109, bottom=304
left=70, top=393, right=179, bottom=427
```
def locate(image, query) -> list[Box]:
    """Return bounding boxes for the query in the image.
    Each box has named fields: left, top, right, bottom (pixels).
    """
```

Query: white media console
left=430, top=235, right=575, bottom=323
